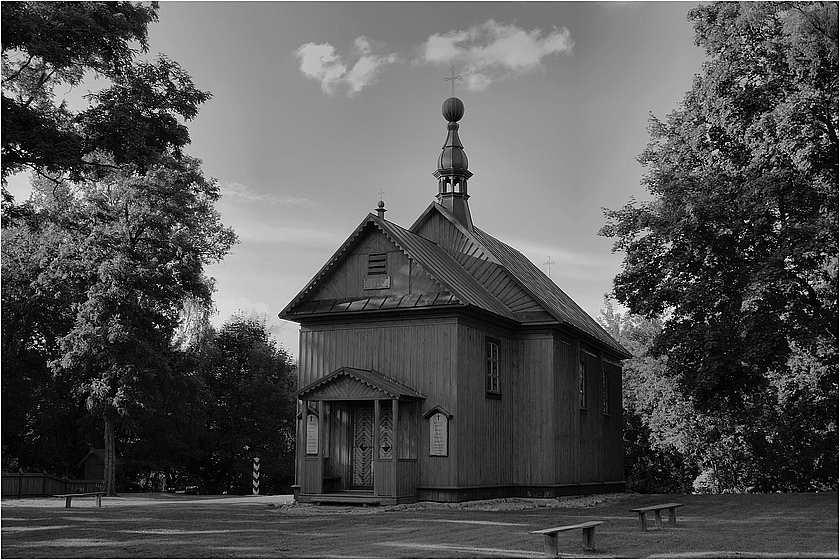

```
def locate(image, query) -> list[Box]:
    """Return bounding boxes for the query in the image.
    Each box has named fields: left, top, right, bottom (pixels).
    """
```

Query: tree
left=1, top=1, right=210, bottom=220
left=599, top=299, right=699, bottom=493
left=196, top=315, right=297, bottom=495
left=600, top=2, right=837, bottom=491
left=3, top=157, right=236, bottom=495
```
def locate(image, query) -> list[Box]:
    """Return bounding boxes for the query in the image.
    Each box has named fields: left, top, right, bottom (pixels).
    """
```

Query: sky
left=8, top=1, right=710, bottom=358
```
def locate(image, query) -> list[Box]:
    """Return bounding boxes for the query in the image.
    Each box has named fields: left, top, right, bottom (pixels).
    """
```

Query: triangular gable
left=293, top=367, right=426, bottom=401
left=411, top=203, right=630, bottom=358
left=280, top=213, right=517, bottom=321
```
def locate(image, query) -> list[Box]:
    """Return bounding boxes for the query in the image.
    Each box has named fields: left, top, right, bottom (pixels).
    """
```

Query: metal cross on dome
left=444, top=66, right=462, bottom=97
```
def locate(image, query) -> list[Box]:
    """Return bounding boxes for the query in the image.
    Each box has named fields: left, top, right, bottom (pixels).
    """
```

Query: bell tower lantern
left=434, top=96, right=474, bottom=228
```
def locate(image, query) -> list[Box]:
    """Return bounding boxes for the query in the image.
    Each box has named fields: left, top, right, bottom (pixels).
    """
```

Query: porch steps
left=298, top=492, right=382, bottom=506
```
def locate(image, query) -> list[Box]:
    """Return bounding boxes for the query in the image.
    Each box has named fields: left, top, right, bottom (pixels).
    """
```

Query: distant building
left=280, top=96, right=630, bottom=504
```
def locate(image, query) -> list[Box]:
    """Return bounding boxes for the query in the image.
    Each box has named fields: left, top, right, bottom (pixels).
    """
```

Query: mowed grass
left=1, top=492, right=837, bottom=558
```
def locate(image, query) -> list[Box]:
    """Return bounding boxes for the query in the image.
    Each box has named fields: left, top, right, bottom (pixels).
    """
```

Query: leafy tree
left=196, top=316, right=297, bottom=495
left=1, top=1, right=210, bottom=220
left=2, top=157, right=236, bottom=494
left=600, top=2, right=837, bottom=491
left=599, top=299, right=699, bottom=493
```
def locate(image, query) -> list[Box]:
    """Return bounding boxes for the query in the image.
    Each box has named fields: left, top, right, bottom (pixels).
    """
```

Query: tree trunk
left=103, top=409, right=118, bottom=497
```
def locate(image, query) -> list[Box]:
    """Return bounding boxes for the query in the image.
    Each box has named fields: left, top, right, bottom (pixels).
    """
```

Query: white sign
left=306, top=413, right=319, bottom=455
left=429, top=412, right=448, bottom=456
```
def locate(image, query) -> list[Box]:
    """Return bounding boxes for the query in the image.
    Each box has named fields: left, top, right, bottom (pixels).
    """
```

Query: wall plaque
left=429, top=412, right=448, bottom=456
left=364, top=276, right=391, bottom=290
left=306, top=413, right=319, bottom=455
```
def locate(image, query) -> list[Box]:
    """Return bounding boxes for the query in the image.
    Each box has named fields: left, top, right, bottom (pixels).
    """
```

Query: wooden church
left=280, top=96, right=630, bottom=504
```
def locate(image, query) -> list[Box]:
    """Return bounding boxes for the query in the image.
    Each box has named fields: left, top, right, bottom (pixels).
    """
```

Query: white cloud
left=294, top=36, right=401, bottom=97
left=416, top=20, right=573, bottom=91
left=223, top=182, right=312, bottom=207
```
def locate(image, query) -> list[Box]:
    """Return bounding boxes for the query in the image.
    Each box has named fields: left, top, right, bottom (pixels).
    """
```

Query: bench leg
left=668, top=507, right=677, bottom=526
left=582, top=527, right=597, bottom=551
left=654, top=510, right=663, bottom=528
left=65, top=497, right=72, bottom=508
left=636, top=512, right=647, bottom=532
left=542, top=534, right=559, bottom=558
left=96, top=494, right=102, bottom=507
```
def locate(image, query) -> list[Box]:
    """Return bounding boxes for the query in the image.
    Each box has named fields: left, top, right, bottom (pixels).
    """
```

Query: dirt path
left=2, top=492, right=837, bottom=558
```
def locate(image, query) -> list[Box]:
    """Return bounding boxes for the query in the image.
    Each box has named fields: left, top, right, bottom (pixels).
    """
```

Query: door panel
left=352, top=406, right=374, bottom=487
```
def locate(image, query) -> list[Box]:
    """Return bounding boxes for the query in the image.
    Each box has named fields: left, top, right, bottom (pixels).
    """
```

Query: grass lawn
left=1, top=492, right=837, bottom=558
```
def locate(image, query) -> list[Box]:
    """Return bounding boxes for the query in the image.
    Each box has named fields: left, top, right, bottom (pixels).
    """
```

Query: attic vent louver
left=368, top=253, right=387, bottom=275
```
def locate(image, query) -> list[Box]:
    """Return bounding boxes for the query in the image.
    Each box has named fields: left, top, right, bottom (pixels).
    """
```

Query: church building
left=280, top=96, right=630, bottom=504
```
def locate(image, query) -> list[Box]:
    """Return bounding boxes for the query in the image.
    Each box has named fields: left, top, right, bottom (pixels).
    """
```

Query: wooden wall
left=296, top=313, right=625, bottom=496
left=578, top=348, right=603, bottom=483
left=297, top=318, right=459, bottom=488
left=455, top=320, right=517, bottom=488
left=310, top=231, right=439, bottom=301
left=513, top=333, right=556, bottom=486
left=554, top=335, right=579, bottom=484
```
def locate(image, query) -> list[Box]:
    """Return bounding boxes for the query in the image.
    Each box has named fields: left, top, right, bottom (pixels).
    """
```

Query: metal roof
left=472, top=225, right=630, bottom=358
left=280, top=214, right=518, bottom=321
left=292, top=367, right=426, bottom=400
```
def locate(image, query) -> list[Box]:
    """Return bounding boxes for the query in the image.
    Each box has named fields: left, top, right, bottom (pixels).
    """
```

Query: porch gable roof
left=292, top=367, right=427, bottom=401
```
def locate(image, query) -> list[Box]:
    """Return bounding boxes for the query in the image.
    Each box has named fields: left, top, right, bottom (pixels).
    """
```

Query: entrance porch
left=292, top=367, right=425, bottom=505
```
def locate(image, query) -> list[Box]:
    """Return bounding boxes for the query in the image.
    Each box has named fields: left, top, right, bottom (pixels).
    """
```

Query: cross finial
left=444, top=66, right=462, bottom=97
left=543, top=256, right=556, bottom=278
left=378, top=189, right=385, bottom=200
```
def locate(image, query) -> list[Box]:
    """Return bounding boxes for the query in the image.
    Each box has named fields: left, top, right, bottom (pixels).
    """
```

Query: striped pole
left=252, top=457, right=260, bottom=495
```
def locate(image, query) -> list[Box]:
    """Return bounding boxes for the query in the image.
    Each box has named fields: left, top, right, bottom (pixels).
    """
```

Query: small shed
left=77, top=448, right=120, bottom=481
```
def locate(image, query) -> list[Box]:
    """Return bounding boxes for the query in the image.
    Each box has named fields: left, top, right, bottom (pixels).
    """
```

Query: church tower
left=433, top=96, right=473, bottom=228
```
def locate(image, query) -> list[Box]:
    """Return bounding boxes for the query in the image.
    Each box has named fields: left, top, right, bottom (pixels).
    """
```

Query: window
left=368, top=253, right=387, bottom=275
left=579, top=361, right=587, bottom=410
left=485, top=338, right=500, bottom=394
left=602, top=367, right=609, bottom=415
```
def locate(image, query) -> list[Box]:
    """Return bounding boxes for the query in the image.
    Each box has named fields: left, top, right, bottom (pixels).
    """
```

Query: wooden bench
left=54, top=492, right=106, bottom=508
left=629, top=502, right=683, bottom=531
left=530, top=521, right=604, bottom=556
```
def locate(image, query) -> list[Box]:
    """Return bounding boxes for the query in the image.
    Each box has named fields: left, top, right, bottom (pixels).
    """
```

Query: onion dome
left=433, top=97, right=474, bottom=227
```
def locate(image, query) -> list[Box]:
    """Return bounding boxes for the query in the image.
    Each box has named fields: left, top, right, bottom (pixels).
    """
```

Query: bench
left=629, top=502, right=683, bottom=531
left=530, top=521, right=604, bottom=556
left=54, top=492, right=106, bottom=508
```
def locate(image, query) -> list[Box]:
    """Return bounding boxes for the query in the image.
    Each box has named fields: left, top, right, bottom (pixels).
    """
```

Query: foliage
left=193, top=315, right=297, bottom=495
left=1, top=1, right=210, bottom=221
left=1, top=157, right=236, bottom=494
left=600, top=2, right=837, bottom=492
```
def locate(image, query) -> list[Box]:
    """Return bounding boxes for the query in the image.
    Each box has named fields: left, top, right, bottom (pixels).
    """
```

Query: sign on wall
left=306, top=413, right=319, bottom=455
left=429, top=412, right=448, bottom=456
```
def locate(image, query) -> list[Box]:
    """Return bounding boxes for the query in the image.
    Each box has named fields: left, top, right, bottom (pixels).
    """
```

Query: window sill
left=485, top=391, right=502, bottom=400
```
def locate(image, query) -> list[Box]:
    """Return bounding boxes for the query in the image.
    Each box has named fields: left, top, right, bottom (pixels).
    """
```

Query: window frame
left=579, top=360, right=587, bottom=411
left=485, top=337, right=501, bottom=397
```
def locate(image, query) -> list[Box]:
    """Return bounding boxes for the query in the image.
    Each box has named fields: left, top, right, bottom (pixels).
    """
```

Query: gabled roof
left=412, top=203, right=630, bottom=358
left=279, top=213, right=517, bottom=321
left=292, top=367, right=426, bottom=401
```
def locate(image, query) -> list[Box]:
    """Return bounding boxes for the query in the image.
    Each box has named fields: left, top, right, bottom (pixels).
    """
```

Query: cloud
left=223, top=182, right=312, bottom=207
left=294, top=36, right=401, bottom=96
left=416, top=20, right=573, bottom=91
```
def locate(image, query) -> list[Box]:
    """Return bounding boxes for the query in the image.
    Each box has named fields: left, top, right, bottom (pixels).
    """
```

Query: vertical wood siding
left=310, top=231, right=439, bottom=301
left=514, top=334, right=556, bottom=486
left=455, top=322, right=516, bottom=487
left=579, top=349, right=603, bottom=483
left=603, top=361, right=624, bottom=481
left=298, top=318, right=459, bottom=487
left=554, top=336, right=579, bottom=483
